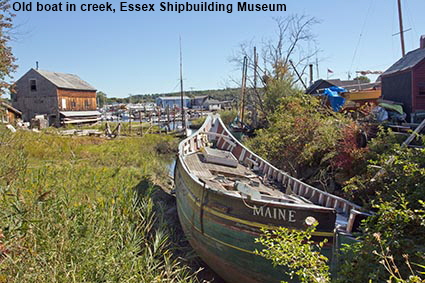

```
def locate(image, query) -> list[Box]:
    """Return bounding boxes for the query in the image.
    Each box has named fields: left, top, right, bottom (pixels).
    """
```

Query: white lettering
left=289, top=210, right=296, bottom=222
left=264, top=207, right=272, bottom=218
left=252, top=206, right=296, bottom=222
left=278, top=209, right=286, bottom=221
left=253, top=205, right=263, bottom=216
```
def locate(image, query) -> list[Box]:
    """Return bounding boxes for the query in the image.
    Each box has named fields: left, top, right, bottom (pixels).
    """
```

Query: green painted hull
left=175, top=159, right=335, bottom=283
left=175, top=115, right=362, bottom=283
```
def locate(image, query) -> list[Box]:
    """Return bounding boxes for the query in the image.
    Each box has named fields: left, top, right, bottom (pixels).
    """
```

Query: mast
left=397, top=0, right=406, bottom=57
left=179, top=36, right=186, bottom=131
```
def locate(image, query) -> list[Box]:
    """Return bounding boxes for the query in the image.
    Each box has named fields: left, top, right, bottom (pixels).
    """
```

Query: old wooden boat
left=174, top=115, right=366, bottom=283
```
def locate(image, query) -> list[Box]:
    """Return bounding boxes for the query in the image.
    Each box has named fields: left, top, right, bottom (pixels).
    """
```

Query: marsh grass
left=0, top=126, right=196, bottom=283
left=63, top=121, right=162, bottom=136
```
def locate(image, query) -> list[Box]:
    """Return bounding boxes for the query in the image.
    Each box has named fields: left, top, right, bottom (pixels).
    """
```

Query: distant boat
left=174, top=115, right=368, bottom=283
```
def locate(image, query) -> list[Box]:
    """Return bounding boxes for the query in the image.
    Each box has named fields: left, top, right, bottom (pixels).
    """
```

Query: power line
left=349, top=0, right=376, bottom=75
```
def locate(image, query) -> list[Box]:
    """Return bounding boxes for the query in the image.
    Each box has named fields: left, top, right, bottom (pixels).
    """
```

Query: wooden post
left=240, top=56, right=248, bottom=125
left=173, top=107, right=176, bottom=130
left=157, top=107, right=161, bottom=134
left=129, top=109, right=132, bottom=135
left=166, top=106, right=171, bottom=132
left=253, top=46, right=259, bottom=128
left=139, top=110, right=143, bottom=136
left=180, top=37, right=186, bottom=131
left=149, top=111, right=152, bottom=134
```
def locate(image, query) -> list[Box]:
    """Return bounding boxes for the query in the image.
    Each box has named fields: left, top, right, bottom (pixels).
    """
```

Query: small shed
left=382, top=36, right=425, bottom=122
left=203, top=99, right=222, bottom=111
left=0, top=102, right=22, bottom=124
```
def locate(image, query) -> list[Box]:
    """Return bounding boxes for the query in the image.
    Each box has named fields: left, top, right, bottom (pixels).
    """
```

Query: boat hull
left=175, top=158, right=335, bottom=283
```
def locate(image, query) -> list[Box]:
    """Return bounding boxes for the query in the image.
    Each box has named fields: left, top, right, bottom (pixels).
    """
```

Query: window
left=419, top=82, right=425, bottom=96
left=30, top=79, right=37, bottom=91
left=71, top=100, right=76, bottom=108
left=84, top=100, right=90, bottom=109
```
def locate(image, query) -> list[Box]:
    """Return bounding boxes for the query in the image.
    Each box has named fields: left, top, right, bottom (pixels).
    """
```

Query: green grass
left=60, top=121, right=162, bottom=136
left=0, top=127, right=197, bottom=283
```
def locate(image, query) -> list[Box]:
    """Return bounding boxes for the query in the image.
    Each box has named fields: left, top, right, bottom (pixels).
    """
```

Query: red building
left=382, top=36, right=425, bottom=122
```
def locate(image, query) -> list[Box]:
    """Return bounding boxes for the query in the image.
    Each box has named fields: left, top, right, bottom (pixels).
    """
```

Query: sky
left=8, top=0, right=425, bottom=98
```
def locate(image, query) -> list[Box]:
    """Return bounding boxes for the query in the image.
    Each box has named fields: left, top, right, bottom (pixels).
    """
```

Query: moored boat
left=174, top=115, right=367, bottom=283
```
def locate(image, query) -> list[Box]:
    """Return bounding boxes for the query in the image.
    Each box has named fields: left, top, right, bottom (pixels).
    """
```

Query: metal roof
left=35, top=69, right=96, bottom=91
left=60, top=111, right=101, bottom=117
left=1, top=102, right=22, bottom=115
left=158, top=96, right=191, bottom=100
left=383, top=48, right=425, bottom=76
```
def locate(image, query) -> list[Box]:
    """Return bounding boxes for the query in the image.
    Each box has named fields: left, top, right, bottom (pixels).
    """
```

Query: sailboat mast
left=179, top=37, right=186, bottom=130
left=397, top=0, right=406, bottom=57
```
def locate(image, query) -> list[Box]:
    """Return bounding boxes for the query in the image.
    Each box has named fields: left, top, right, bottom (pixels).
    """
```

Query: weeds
left=0, top=126, right=197, bottom=283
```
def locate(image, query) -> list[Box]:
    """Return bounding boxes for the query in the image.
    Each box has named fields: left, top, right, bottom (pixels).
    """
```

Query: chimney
left=421, top=35, right=425, bottom=49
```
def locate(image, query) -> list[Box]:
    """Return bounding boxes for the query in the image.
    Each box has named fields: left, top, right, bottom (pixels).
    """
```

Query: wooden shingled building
left=12, top=68, right=100, bottom=126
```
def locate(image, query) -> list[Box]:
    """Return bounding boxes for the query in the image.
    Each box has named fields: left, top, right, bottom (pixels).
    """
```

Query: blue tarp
left=324, top=86, right=347, bottom=112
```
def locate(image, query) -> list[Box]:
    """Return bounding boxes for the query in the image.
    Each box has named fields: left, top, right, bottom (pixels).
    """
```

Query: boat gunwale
left=178, top=115, right=362, bottom=214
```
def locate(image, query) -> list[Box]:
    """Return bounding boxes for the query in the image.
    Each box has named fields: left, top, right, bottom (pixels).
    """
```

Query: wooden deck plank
left=184, top=151, right=287, bottom=198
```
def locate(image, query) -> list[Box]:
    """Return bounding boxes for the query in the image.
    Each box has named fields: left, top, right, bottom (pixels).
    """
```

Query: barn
left=381, top=36, right=425, bottom=122
left=12, top=68, right=100, bottom=126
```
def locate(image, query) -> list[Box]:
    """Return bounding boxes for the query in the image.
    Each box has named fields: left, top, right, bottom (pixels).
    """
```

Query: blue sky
left=9, top=0, right=425, bottom=97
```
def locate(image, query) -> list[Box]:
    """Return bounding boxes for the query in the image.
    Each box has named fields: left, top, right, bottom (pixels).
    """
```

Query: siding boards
left=382, top=71, right=412, bottom=114
left=12, top=69, right=97, bottom=124
left=57, top=89, right=97, bottom=111
left=413, top=60, right=425, bottom=111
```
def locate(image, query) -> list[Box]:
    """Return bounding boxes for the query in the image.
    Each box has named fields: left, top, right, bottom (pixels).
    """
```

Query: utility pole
left=240, top=56, right=248, bottom=125
left=397, top=0, right=406, bottom=57
left=253, top=47, right=259, bottom=128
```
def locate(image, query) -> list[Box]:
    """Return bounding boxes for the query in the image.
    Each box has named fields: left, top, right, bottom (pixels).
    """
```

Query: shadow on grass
left=133, top=178, right=225, bottom=283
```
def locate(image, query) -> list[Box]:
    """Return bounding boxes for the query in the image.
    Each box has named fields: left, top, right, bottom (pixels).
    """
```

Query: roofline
left=57, top=86, right=97, bottom=92
left=1, top=102, right=22, bottom=115
left=32, top=68, right=96, bottom=91
left=381, top=68, right=413, bottom=77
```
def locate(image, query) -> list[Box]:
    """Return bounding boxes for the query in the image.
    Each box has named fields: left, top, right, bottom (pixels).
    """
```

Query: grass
left=0, top=126, right=197, bottom=283
left=60, top=121, right=162, bottom=136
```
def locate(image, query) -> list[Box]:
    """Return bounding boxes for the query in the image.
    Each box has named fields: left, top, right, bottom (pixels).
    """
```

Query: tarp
left=379, top=103, right=404, bottom=115
left=324, top=86, right=347, bottom=112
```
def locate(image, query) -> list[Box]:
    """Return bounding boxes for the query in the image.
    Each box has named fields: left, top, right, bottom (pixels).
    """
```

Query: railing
left=179, top=115, right=363, bottom=217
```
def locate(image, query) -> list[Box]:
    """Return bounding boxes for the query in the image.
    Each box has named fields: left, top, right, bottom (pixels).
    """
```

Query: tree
left=231, top=15, right=320, bottom=119
left=96, top=91, right=107, bottom=107
left=0, top=0, right=16, bottom=96
left=353, top=75, right=370, bottom=83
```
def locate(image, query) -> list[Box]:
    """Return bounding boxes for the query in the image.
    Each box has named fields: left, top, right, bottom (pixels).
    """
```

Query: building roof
left=1, top=102, right=22, bottom=115
left=306, top=78, right=380, bottom=94
left=158, top=96, right=191, bottom=100
left=193, top=95, right=210, bottom=100
left=383, top=48, right=425, bottom=76
left=34, top=69, right=96, bottom=91
left=203, top=99, right=221, bottom=105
